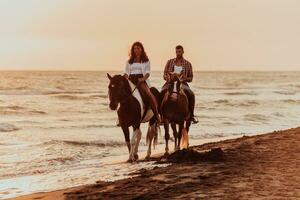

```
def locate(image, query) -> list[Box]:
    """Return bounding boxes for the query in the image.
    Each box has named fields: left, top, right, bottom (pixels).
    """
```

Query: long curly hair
left=128, top=41, right=149, bottom=64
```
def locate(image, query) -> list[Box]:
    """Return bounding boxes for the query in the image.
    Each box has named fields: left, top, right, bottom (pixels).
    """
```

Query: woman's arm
left=138, top=61, right=150, bottom=82
left=124, top=62, right=130, bottom=78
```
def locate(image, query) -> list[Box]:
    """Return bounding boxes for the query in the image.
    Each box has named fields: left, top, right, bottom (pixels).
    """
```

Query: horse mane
left=119, top=75, right=132, bottom=95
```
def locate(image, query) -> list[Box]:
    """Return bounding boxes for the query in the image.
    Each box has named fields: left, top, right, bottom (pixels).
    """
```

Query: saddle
left=161, top=81, right=189, bottom=117
left=128, top=80, right=154, bottom=123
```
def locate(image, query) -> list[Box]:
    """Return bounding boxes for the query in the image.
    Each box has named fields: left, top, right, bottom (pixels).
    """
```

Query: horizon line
left=0, top=69, right=300, bottom=72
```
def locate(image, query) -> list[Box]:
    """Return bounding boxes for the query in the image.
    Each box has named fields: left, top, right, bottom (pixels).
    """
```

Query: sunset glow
left=0, top=0, right=299, bottom=71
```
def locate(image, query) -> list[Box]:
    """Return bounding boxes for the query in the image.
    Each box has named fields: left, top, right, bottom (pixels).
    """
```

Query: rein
left=118, top=83, right=138, bottom=104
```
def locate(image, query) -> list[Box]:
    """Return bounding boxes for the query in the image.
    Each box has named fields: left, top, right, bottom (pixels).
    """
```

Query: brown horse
left=161, top=74, right=191, bottom=155
left=107, top=73, right=161, bottom=162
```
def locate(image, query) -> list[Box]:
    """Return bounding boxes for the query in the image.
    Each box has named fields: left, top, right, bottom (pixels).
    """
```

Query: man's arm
left=182, top=62, right=193, bottom=83
left=163, top=60, right=171, bottom=81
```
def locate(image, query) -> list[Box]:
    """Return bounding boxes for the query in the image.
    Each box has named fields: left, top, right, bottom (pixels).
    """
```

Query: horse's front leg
left=164, top=119, right=170, bottom=156
left=121, top=125, right=130, bottom=153
left=171, top=122, right=178, bottom=151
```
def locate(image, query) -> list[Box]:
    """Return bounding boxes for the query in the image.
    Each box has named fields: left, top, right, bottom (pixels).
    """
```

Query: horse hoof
left=145, top=155, right=150, bottom=161
left=134, top=154, right=139, bottom=161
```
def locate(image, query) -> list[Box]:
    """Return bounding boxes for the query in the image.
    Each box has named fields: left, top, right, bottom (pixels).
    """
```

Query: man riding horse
left=161, top=45, right=198, bottom=124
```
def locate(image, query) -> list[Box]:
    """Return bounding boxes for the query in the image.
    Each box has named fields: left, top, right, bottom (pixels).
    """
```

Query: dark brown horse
left=161, top=74, right=191, bottom=155
left=107, top=73, right=161, bottom=162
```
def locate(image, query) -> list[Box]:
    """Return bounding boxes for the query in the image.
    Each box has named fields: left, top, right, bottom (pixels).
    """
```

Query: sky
left=0, top=0, right=299, bottom=71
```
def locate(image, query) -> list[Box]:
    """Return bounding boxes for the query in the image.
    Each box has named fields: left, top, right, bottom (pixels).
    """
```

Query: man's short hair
left=176, top=45, right=184, bottom=50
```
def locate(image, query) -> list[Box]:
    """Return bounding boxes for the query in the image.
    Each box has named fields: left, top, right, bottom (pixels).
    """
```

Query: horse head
left=168, top=72, right=184, bottom=93
left=107, top=73, right=131, bottom=110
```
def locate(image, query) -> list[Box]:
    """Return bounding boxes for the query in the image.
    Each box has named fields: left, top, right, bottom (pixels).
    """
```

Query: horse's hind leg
left=164, top=119, right=170, bottom=156
left=145, top=119, right=156, bottom=160
left=171, top=122, right=178, bottom=151
left=131, top=124, right=141, bottom=161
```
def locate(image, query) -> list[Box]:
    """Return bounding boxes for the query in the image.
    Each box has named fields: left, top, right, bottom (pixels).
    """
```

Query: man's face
left=176, top=48, right=184, bottom=58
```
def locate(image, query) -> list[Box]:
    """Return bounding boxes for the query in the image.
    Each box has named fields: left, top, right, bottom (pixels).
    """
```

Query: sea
left=0, top=71, right=300, bottom=199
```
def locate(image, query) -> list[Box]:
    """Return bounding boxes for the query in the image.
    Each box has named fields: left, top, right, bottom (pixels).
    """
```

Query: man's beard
left=176, top=55, right=183, bottom=59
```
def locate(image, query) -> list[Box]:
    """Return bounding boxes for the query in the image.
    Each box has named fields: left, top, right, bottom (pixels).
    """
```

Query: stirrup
left=191, top=116, right=199, bottom=124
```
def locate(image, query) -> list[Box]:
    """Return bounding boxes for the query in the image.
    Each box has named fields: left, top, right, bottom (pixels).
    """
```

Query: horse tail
left=146, top=122, right=159, bottom=149
left=180, top=127, right=189, bottom=149
left=153, top=122, right=160, bottom=149
left=146, top=124, right=151, bottom=146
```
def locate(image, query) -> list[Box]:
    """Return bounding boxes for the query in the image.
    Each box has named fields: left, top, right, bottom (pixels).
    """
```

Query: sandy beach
left=11, top=127, right=300, bottom=200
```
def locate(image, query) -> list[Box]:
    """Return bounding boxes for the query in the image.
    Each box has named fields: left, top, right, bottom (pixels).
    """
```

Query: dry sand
left=12, top=127, right=300, bottom=200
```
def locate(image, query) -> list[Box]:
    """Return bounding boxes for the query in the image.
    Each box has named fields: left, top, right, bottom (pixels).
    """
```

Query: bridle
left=109, top=79, right=138, bottom=105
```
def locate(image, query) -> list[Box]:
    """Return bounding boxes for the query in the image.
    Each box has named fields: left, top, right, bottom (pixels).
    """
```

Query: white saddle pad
left=128, top=80, right=154, bottom=123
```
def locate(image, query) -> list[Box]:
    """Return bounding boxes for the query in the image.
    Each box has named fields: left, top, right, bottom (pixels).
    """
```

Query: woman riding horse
left=107, top=42, right=161, bottom=162
left=124, top=41, right=161, bottom=123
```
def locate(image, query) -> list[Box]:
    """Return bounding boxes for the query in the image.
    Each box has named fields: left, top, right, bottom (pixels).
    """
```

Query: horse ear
left=107, top=73, right=112, bottom=80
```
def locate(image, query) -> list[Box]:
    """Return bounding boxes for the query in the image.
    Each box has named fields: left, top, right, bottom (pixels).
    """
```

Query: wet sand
left=12, top=127, right=300, bottom=200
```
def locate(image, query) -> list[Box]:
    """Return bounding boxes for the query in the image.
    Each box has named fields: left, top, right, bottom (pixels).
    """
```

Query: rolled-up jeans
left=129, top=74, right=159, bottom=118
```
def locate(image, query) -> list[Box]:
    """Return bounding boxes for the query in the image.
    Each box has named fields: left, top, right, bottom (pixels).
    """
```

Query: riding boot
left=139, top=82, right=161, bottom=123
left=184, top=89, right=198, bottom=124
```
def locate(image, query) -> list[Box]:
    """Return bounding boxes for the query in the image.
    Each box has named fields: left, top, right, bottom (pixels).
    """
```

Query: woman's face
left=133, top=45, right=142, bottom=57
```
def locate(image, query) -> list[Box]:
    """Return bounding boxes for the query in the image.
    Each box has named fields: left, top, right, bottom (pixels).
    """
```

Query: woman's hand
left=123, top=74, right=129, bottom=79
left=138, top=77, right=145, bottom=83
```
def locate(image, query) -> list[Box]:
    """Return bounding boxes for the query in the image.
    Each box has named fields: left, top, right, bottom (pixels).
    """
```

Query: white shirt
left=174, top=65, right=183, bottom=74
left=124, top=61, right=151, bottom=86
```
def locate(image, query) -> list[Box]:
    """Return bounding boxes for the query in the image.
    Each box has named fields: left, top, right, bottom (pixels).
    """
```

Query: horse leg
left=132, top=124, right=141, bottom=161
left=164, top=119, right=170, bottom=156
left=171, top=122, right=178, bottom=151
left=145, top=120, right=155, bottom=160
left=186, top=120, right=191, bottom=148
left=121, top=126, right=131, bottom=160
left=178, top=122, right=184, bottom=150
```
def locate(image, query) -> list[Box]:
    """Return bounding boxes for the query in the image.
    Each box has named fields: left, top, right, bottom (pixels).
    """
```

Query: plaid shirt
left=163, top=58, right=193, bottom=82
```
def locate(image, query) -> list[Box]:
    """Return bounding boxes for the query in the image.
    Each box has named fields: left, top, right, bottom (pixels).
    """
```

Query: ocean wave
left=273, top=112, right=284, bottom=117
left=40, top=124, right=116, bottom=130
left=189, top=133, right=225, bottom=140
left=213, top=100, right=259, bottom=107
left=46, top=156, right=76, bottom=164
left=0, top=106, right=47, bottom=115
left=40, top=140, right=125, bottom=148
left=238, top=100, right=259, bottom=107
left=89, top=94, right=107, bottom=99
left=0, top=105, right=26, bottom=110
left=0, top=123, right=20, bottom=132
left=195, top=86, right=259, bottom=90
left=51, top=94, right=104, bottom=101
left=52, top=94, right=90, bottom=100
left=0, top=86, right=30, bottom=90
left=224, top=91, right=257, bottom=96
left=282, top=99, right=300, bottom=104
left=244, top=114, right=269, bottom=123
left=273, top=91, right=296, bottom=95
left=214, top=100, right=229, bottom=104
left=43, top=91, right=101, bottom=95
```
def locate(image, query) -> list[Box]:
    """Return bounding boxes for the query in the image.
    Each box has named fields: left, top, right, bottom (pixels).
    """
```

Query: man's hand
left=179, top=72, right=188, bottom=82
left=166, top=74, right=171, bottom=82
